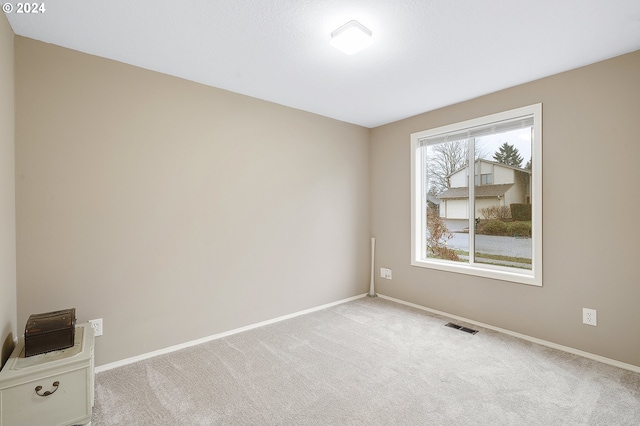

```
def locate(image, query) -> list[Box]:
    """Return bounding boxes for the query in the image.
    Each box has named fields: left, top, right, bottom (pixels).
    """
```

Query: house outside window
left=410, top=104, right=542, bottom=286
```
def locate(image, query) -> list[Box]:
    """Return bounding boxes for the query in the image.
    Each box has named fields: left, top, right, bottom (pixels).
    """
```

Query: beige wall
left=12, top=33, right=640, bottom=369
left=371, top=50, right=640, bottom=367
left=15, top=37, right=371, bottom=366
left=0, top=14, right=16, bottom=368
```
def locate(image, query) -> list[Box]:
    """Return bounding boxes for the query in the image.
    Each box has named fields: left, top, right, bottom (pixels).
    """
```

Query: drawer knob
left=35, top=381, right=60, bottom=397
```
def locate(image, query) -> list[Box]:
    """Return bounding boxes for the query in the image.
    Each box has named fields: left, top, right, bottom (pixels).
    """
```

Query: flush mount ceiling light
left=330, top=20, right=373, bottom=55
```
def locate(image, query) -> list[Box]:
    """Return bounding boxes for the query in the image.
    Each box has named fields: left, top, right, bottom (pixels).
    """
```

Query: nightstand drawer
left=0, top=367, right=91, bottom=426
left=0, top=324, right=94, bottom=426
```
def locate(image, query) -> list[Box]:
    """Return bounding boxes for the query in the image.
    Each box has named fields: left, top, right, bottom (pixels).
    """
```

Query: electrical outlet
left=89, top=318, right=103, bottom=336
left=380, top=268, right=392, bottom=280
left=582, top=308, right=597, bottom=326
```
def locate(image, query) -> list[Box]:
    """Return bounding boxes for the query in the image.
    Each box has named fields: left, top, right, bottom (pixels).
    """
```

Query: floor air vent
left=444, top=322, right=479, bottom=335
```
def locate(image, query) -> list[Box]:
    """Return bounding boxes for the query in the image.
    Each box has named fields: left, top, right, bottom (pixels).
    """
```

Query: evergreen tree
left=493, top=142, right=524, bottom=167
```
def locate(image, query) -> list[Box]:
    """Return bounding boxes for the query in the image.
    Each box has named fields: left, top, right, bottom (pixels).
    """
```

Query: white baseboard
left=97, top=292, right=639, bottom=374
left=95, top=293, right=367, bottom=373
left=377, top=293, right=640, bottom=374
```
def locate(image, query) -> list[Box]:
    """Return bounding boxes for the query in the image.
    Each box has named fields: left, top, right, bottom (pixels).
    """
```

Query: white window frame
left=410, top=104, right=542, bottom=286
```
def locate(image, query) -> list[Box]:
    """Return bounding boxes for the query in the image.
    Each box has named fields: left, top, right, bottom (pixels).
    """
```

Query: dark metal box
left=24, top=308, right=76, bottom=357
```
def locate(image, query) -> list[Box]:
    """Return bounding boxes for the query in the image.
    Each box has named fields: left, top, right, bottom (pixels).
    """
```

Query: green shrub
left=510, top=203, right=532, bottom=221
left=507, top=221, right=531, bottom=237
left=483, top=220, right=507, bottom=235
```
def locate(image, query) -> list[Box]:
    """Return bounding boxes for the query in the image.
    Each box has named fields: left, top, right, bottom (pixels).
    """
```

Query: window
left=411, top=104, right=542, bottom=286
left=475, top=173, right=493, bottom=186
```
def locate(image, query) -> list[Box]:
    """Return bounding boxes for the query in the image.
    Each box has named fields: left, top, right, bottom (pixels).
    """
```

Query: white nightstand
left=0, top=323, right=95, bottom=426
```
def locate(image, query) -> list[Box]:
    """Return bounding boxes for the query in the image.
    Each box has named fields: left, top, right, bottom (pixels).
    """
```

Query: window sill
left=411, top=258, right=541, bottom=287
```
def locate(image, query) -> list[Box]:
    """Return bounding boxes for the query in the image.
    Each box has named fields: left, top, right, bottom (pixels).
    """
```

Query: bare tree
left=426, top=139, right=488, bottom=194
left=426, top=207, right=459, bottom=261
left=427, top=141, right=467, bottom=195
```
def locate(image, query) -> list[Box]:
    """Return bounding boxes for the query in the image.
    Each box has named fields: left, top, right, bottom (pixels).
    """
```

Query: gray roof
left=447, top=159, right=532, bottom=178
left=426, top=194, right=440, bottom=205
left=437, top=183, right=513, bottom=200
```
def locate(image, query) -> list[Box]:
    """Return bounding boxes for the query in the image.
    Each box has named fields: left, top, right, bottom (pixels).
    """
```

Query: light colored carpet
left=92, top=297, right=640, bottom=425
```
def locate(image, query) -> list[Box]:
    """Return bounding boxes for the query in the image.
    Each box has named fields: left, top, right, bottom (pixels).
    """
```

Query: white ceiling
left=6, top=0, right=640, bottom=128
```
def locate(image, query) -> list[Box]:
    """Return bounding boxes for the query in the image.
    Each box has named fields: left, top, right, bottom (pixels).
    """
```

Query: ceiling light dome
left=330, top=20, right=373, bottom=55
